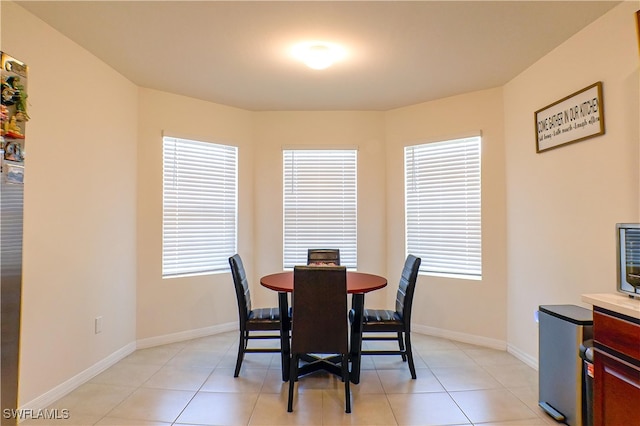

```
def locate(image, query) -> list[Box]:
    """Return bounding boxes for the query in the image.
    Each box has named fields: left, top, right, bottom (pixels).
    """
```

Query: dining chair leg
left=349, top=293, right=365, bottom=384
left=234, top=330, right=245, bottom=377
left=287, top=354, right=298, bottom=412
left=397, top=332, right=407, bottom=362
left=405, top=332, right=417, bottom=379
left=278, top=292, right=291, bottom=382
left=342, top=354, right=351, bottom=413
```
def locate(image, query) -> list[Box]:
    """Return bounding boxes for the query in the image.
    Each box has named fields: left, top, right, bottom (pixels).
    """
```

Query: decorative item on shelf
left=0, top=135, right=5, bottom=165
left=4, top=115, right=24, bottom=139
left=1, top=51, right=28, bottom=182
left=0, top=104, right=7, bottom=138
left=4, top=141, right=23, bottom=162
left=5, top=162, right=23, bottom=184
left=1, top=76, right=29, bottom=121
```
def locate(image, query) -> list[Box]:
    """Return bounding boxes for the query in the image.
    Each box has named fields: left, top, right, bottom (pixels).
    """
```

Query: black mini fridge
left=538, top=305, right=593, bottom=426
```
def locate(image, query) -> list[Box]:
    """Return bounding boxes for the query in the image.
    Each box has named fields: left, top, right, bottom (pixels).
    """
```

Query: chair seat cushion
left=248, top=308, right=280, bottom=323
left=362, top=309, right=403, bottom=326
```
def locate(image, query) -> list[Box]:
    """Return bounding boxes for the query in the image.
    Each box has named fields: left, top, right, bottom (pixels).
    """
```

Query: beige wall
left=251, top=111, right=388, bottom=308
left=3, top=0, right=638, bottom=411
left=137, top=107, right=389, bottom=338
left=504, top=2, right=639, bottom=364
left=136, top=89, right=253, bottom=341
left=385, top=88, right=508, bottom=347
left=140, top=99, right=507, bottom=343
left=1, top=2, right=138, bottom=405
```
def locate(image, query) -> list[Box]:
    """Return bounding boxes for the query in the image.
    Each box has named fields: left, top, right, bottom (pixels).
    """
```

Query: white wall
left=504, top=2, right=639, bottom=364
left=251, top=111, right=388, bottom=308
left=4, top=0, right=637, bottom=410
left=136, top=88, right=253, bottom=341
left=137, top=107, right=388, bottom=339
left=1, top=1, right=138, bottom=406
left=385, top=88, right=508, bottom=348
left=138, top=92, right=508, bottom=347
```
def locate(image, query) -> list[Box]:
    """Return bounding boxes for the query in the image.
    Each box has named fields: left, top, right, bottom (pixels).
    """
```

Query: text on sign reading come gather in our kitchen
left=537, top=97, right=600, bottom=142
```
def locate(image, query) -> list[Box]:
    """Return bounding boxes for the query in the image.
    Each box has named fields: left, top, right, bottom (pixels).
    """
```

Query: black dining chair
left=229, top=254, right=287, bottom=377
left=288, top=266, right=351, bottom=413
left=307, top=248, right=340, bottom=266
left=353, top=254, right=421, bottom=379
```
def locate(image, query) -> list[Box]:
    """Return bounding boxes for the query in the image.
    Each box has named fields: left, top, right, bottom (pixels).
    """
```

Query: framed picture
left=534, top=82, right=605, bottom=153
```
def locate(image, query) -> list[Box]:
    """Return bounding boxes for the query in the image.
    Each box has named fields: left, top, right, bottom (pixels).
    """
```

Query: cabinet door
left=594, top=348, right=640, bottom=426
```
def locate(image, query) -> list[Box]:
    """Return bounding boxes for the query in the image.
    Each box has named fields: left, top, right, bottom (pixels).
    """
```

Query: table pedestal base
left=262, top=272, right=387, bottom=384
left=296, top=354, right=345, bottom=378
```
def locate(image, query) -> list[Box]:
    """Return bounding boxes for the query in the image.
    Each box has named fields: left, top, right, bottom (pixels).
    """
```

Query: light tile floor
left=24, top=331, right=559, bottom=425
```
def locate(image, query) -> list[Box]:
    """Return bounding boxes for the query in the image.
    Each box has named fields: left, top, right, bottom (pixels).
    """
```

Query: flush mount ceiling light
left=291, top=41, right=346, bottom=70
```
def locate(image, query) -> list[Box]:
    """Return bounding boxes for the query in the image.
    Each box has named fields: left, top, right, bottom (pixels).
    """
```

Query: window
left=283, top=149, right=357, bottom=269
left=404, top=136, right=481, bottom=279
left=162, top=136, right=237, bottom=278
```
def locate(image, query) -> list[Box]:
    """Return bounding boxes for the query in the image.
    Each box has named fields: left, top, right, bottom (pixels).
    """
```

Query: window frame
left=404, top=135, right=482, bottom=280
left=162, top=135, right=238, bottom=278
left=282, top=148, right=358, bottom=270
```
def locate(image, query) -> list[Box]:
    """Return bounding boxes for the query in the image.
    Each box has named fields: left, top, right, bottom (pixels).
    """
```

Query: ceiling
left=16, top=1, right=619, bottom=111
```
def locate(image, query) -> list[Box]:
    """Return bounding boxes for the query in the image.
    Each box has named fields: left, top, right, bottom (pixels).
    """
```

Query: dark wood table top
left=260, top=270, right=387, bottom=294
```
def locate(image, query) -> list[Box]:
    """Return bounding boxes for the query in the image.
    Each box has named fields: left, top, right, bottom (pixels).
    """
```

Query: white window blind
left=162, top=136, right=237, bottom=278
left=283, top=149, right=357, bottom=269
left=405, top=136, right=481, bottom=278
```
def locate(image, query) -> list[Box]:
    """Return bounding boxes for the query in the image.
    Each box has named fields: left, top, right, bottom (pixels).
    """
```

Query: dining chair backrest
left=307, top=249, right=340, bottom=266
left=229, top=254, right=252, bottom=323
left=291, top=266, right=348, bottom=354
left=395, top=254, right=421, bottom=323
left=229, top=254, right=283, bottom=378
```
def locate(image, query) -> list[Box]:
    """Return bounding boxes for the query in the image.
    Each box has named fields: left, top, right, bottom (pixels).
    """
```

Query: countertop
left=582, top=293, right=640, bottom=320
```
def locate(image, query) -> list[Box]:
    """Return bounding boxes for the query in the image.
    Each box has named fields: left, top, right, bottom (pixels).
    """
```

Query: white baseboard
left=412, top=324, right=507, bottom=350
left=411, top=325, right=539, bottom=369
left=18, top=322, right=534, bottom=418
left=507, top=343, right=539, bottom=370
left=19, top=342, right=136, bottom=415
left=18, top=323, right=238, bottom=418
left=136, top=322, right=237, bottom=349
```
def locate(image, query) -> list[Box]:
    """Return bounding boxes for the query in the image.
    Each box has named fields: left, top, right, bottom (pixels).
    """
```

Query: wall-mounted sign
left=534, top=82, right=604, bottom=153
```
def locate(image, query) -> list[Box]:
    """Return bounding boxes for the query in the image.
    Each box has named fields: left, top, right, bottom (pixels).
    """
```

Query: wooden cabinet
left=593, top=307, right=640, bottom=426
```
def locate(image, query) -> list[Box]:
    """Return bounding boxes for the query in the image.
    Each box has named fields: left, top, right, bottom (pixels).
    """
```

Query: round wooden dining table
left=260, top=270, right=387, bottom=384
left=261, top=271, right=387, bottom=294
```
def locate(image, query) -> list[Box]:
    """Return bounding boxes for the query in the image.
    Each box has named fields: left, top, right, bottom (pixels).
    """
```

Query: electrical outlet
left=95, top=316, right=103, bottom=334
